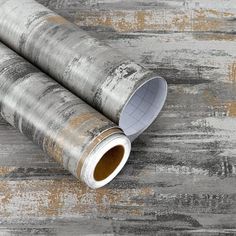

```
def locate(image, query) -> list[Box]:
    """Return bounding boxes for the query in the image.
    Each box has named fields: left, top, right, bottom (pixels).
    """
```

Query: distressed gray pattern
left=0, top=41, right=127, bottom=187
left=0, top=0, right=167, bottom=140
left=0, top=0, right=235, bottom=234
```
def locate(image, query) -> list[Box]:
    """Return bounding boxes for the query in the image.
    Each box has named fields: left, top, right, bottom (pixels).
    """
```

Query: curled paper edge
left=120, top=76, right=168, bottom=141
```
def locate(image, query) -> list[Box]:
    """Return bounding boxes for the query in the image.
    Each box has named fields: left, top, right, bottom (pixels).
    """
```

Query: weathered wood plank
left=0, top=177, right=236, bottom=230
left=0, top=0, right=235, bottom=234
left=38, top=0, right=236, bottom=33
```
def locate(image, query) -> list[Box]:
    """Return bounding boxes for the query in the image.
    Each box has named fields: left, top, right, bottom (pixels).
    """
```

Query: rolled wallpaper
left=0, top=42, right=131, bottom=189
left=0, top=0, right=168, bottom=188
left=0, top=0, right=168, bottom=141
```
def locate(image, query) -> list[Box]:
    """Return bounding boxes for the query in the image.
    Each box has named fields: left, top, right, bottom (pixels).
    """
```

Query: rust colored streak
left=67, top=113, right=101, bottom=129
left=0, top=167, right=16, bottom=177
left=194, top=33, right=236, bottom=41
left=0, top=182, right=12, bottom=217
left=229, top=63, right=236, bottom=82
left=39, top=181, right=65, bottom=216
left=0, top=179, right=154, bottom=218
left=192, top=9, right=222, bottom=31
left=43, top=113, right=97, bottom=165
left=76, top=10, right=154, bottom=32
left=75, top=9, right=234, bottom=32
left=46, top=15, right=69, bottom=25
left=203, top=90, right=236, bottom=118
left=171, top=14, right=190, bottom=32
left=226, top=102, right=236, bottom=117
left=135, top=11, right=152, bottom=31
left=44, top=137, right=63, bottom=164
left=163, top=9, right=225, bottom=32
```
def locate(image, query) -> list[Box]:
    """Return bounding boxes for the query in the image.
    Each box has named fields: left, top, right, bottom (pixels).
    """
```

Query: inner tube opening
left=94, top=145, right=124, bottom=181
left=81, top=132, right=130, bottom=189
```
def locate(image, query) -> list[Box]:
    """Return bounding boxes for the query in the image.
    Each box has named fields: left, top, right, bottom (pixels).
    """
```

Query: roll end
left=119, top=76, right=168, bottom=141
left=80, top=133, right=131, bottom=189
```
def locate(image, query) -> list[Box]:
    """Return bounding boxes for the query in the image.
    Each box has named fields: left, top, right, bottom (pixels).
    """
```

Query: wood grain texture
left=0, top=42, right=127, bottom=189
left=0, top=0, right=167, bottom=141
left=0, top=0, right=236, bottom=234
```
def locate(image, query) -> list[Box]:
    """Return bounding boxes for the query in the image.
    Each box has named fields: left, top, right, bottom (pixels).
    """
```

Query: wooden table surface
left=0, top=0, right=236, bottom=234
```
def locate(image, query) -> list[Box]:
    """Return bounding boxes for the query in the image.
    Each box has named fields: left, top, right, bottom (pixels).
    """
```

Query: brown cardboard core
left=94, top=145, right=125, bottom=181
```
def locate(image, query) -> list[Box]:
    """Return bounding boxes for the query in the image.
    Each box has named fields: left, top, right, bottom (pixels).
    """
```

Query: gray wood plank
left=0, top=0, right=235, bottom=234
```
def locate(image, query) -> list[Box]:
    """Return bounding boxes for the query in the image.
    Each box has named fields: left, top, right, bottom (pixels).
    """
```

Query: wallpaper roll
left=0, top=42, right=131, bottom=189
left=0, top=0, right=168, bottom=141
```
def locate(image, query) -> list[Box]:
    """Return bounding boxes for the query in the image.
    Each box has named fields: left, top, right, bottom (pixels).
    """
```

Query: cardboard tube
left=0, top=0, right=168, bottom=140
left=0, top=42, right=131, bottom=188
